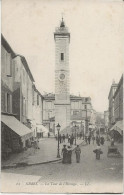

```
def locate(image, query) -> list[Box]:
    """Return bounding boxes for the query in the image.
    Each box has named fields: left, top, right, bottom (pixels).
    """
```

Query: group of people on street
left=76, top=132, right=84, bottom=140
left=92, top=134, right=105, bottom=160
left=68, top=134, right=75, bottom=146
left=61, top=144, right=81, bottom=164
left=32, top=138, right=40, bottom=150
left=55, top=132, right=84, bottom=145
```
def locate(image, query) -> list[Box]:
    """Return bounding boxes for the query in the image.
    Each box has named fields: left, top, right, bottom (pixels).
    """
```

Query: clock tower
left=54, top=18, right=70, bottom=132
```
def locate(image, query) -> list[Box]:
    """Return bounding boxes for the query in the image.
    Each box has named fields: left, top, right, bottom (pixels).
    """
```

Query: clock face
left=59, top=73, right=65, bottom=80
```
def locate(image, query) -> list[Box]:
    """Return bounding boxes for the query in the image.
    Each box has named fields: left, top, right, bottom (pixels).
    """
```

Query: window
left=85, top=98, right=88, bottom=102
left=6, top=53, right=12, bottom=76
left=46, top=101, right=52, bottom=109
left=73, top=111, right=79, bottom=115
left=71, top=101, right=79, bottom=109
left=22, top=97, right=26, bottom=116
left=84, top=105, right=87, bottom=109
left=6, top=93, right=12, bottom=113
left=23, top=70, right=25, bottom=84
left=37, top=94, right=39, bottom=105
left=48, top=111, right=52, bottom=119
left=61, top=53, right=64, bottom=61
left=7, top=93, right=10, bottom=113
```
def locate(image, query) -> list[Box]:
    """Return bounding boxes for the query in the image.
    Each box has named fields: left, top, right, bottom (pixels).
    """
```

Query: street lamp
left=74, top=125, right=77, bottom=145
left=56, top=123, right=61, bottom=158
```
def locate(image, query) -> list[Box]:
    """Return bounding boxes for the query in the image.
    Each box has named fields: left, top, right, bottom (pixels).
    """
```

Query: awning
left=110, top=120, right=123, bottom=135
left=36, top=124, right=49, bottom=133
left=1, top=114, right=33, bottom=140
left=89, top=124, right=95, bottom=129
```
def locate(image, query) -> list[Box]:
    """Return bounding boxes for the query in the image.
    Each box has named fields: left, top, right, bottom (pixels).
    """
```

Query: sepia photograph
left=1, top=0, right=124, bottom=193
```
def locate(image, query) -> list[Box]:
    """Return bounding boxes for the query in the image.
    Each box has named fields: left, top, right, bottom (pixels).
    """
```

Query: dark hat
left=68, top=146, right=71, bottom=148
left=63, top=145, right=66, bottom=147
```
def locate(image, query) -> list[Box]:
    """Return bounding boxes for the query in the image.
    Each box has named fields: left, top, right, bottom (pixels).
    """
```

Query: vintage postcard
left=1, top=0, right=123, bottom=193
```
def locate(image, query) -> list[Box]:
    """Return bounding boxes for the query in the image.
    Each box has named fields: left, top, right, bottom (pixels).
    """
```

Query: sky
left=2, top=0, right=124, bottom=112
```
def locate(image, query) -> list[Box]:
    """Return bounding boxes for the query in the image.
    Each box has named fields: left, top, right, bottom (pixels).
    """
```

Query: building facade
left=1, top=35, right=33, bottom=157
left=51, top=18, right=96, bottom=134
left=32, top=85, right=44, bottom=137
left=43, top=94, right=95, bottom=135
left=1, top=34, right=15, bottom=114
left=108, top=81, right=118, bottom=129
left=54, top=18, right=71, bottom=132
left=109, top=75, right=123, bottom=141
left=113, top=75, right=123, bottom=122
left=13, top=55, right=35, bottom=127
left=104, top=110, right=109, bottom=132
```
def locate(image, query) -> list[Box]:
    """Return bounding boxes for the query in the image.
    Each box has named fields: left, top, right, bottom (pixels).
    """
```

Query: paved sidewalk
left=2, top=138, right=84, bottom=169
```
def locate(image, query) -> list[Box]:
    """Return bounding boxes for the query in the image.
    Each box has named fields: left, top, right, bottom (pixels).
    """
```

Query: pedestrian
left=88, top=136, right=91, bottom=144
left=59, top=134, right=62, bottom=144
left=70, top=137, right=73, bottom=147
left=68, top=135, right=71, bottom=143
left=96, top=135, right=100, bottom=146
left=63, top=134, right=65, bottom=143
left=111, top=138, right=114, bottom=146
left=72, top=134, right=74, bottom=144
left=67, top=146, right=72, bottom=164
left=85, top=136, right=88, bottom=144
left=79, top=132, right=82, bottom=139
left=93, top=146, right=103, bottom=160
left=75, top=145, right=81, bottom=163
left=92, top=135, right=95, bottom=144
left=36, top=139, right=40, bottom=149
left=48, top=132, right=50, bottom=138
left=66, top=133, right=68, bottom=139
left=61, top=145, right=68, bottom=164
left=100, top=136, right=105, bottom=145
left=77, top=133, right=79, bottom=139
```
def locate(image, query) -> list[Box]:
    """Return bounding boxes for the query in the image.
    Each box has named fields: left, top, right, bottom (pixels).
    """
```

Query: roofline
left=1, top=34, right=16, bottom=58
left=113, top=74, right=123, bottom=99
left=32, top=84, right=44, bottom=98
left=1, top=34, right=35, bottom=83
left=108, top=83, right=118, bottom=99
left=1, top=112, right=17, bottom=116
left=16, top=55, right=35, bottom=82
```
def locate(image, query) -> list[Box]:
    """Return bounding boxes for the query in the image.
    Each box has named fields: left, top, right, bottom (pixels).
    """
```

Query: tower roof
left=60, top=17, right=65, bottom=28
left=54, top=17, right=70, bottom=41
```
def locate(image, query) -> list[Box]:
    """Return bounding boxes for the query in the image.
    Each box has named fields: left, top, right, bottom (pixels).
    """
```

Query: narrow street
left=2, top=139, right=123, bottom=193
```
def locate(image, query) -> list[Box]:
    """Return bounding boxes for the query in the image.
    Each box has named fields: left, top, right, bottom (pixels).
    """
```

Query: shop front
left=1, top=114, right=33, bottom=159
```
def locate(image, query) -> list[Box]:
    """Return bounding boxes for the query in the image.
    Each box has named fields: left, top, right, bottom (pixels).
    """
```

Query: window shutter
left=10, top=94, right=12, bottom=113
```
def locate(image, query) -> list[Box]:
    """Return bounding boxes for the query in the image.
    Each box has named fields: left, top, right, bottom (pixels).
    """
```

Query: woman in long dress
left=61, top=145, right=67, bottom=164
left=75, top=145, right=81, bottom=163
left=67, top=146, right=72, bottom=164
left=93, top=146, right=103, bottom=160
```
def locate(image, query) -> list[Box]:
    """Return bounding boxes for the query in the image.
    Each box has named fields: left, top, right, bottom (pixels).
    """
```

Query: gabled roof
left=1, top=34, right=35, bottom=83
left=108, top=83, right=118, bottom=99
left=16, top=55, right=35, bottom=82
left=1, top=34, right=16, bottom=58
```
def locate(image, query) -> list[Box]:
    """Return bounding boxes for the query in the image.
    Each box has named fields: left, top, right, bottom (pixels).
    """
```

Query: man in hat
left=75, top=145, right=81, bottom=163
left=61, top=145, right=67, bottom=164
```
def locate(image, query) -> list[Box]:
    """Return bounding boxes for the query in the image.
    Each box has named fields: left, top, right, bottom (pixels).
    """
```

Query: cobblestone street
left=2, top=139, right=123, bottom=193
left=1, top=138, right=84, bottom=167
